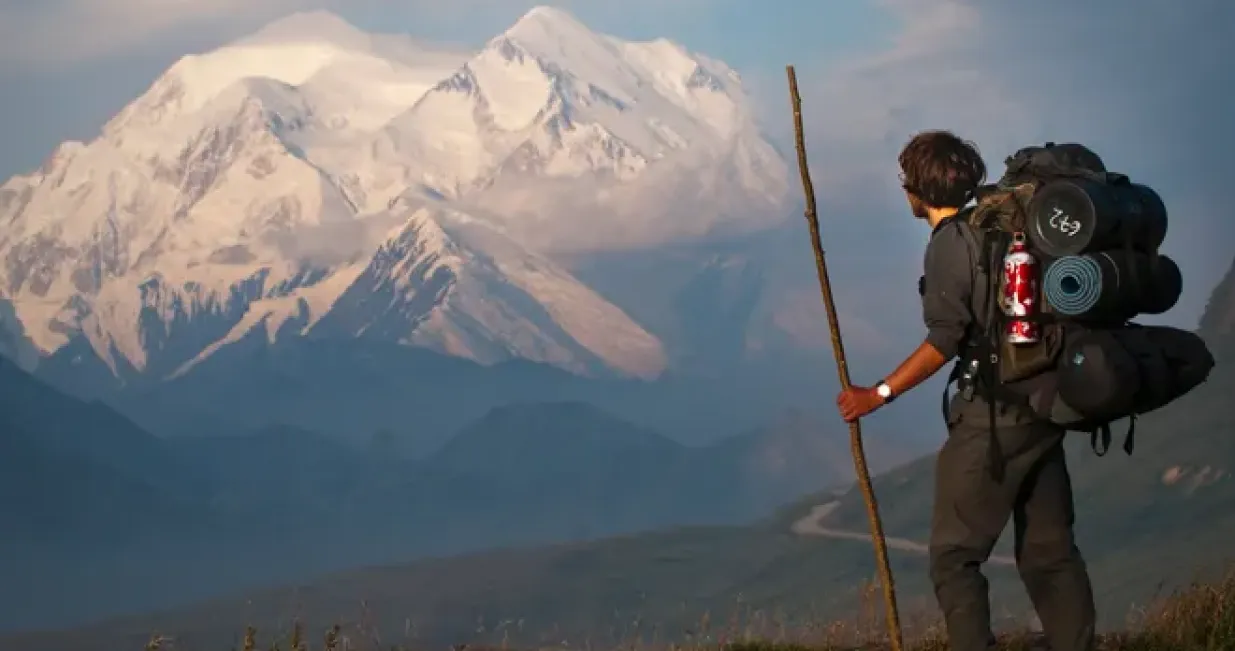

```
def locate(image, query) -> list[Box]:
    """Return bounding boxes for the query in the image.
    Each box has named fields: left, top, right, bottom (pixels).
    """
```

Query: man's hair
left=898, top=130, right=987, bottom=209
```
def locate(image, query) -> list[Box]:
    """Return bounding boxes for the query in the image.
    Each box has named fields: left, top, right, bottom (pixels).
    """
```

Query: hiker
left=834, top=131, right=1097, bottom=651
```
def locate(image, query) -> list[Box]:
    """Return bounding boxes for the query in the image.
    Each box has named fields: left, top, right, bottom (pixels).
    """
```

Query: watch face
left=877, top=384, right=891, bottom=397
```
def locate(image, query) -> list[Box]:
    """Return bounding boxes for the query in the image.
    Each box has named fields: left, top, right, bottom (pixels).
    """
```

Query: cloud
left=0, top=0, right=723, bottom=65
left=775, top=0, right=1235, bottom=330
left=0, top=0, right=416, bottom=63
left=0, top=0, right=305, bottom=63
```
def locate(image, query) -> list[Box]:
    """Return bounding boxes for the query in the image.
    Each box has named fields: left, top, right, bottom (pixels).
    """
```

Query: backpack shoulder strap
left=947, top=216, right=988, bottom=324
left=952, top=217, right=983, bottom=264
left=950, top=211, right=1015, bottom=482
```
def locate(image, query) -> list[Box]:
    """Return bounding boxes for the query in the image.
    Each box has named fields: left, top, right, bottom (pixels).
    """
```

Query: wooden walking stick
left=785, top=65, right=904, bottom=651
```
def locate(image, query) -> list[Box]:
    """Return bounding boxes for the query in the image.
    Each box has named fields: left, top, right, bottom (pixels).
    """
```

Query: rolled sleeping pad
left=1026, top=178, right=1167, bottom=258
left=1139, top=255, right=1184, bottom=315
left=1042, top=251, right=1182, bottom=319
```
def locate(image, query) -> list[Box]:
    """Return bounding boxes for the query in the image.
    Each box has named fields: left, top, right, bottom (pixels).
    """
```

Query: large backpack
left=947, top=143, right=1215, bottom=474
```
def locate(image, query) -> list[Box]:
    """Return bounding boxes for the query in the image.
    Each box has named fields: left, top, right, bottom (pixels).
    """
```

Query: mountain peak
left=510, top=5, right=587, bottom=33
left=235, top=10, right=370, bottom=49
left=1199, top=255, right=1235, bottom=340
left=430, top=400, right=679, bottom=475
left=502, top=5, right=604, bottom=57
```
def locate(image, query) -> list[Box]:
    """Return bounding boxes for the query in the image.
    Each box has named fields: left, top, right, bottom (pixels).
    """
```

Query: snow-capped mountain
left=0, top=6, right=788, bottom=382
left=346, top=7, right=788, bottom=251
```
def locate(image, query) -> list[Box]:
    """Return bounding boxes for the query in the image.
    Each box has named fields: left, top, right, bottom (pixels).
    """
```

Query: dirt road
left=790, top=502, right=1016, bottom=566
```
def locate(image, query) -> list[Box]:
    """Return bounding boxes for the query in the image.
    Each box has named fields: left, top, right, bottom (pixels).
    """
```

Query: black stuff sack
left=1055, top=324, right=1215, bottom=423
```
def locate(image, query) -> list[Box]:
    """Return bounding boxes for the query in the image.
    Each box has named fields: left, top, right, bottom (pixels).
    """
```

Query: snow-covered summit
left=339, top=5, right=787, bottom=250
left=238, top=10, right=376, bottom=48
left=0, top=6, right=785, bottom=382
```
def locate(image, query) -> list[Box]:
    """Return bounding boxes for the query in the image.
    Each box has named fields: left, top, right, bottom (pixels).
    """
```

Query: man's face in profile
left=905, top=190, right=929, bottom=221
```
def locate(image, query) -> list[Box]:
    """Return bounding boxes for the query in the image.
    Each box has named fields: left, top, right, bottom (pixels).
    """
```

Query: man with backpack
left=835, top=131, right=1097, bottom=651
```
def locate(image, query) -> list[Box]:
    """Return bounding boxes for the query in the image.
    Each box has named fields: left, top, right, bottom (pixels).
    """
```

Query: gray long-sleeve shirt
left=921, top=216, right=987, bottom=361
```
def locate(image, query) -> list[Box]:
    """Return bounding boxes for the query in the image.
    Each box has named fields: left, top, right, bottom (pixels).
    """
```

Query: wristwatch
left=875, top=380, right=895, bottom=403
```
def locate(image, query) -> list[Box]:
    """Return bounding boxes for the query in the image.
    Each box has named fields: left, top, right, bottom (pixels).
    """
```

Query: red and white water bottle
left=1002, top=232, right=1040, bottom=344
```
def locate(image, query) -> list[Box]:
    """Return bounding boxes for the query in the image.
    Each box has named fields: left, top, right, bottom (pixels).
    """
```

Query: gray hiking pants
left=929, top=396, right=1096, bottom=651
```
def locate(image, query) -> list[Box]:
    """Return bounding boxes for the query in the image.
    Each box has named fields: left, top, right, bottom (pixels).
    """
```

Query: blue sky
left=346, top=1, right=899, bottom=65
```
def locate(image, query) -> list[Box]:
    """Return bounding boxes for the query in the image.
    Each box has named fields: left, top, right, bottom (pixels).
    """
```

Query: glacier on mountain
left=0, top=6, right=788, bottom=381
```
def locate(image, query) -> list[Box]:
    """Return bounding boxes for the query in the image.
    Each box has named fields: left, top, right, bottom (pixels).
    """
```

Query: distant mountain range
left=0, top=359, right=214, bottom=548
left=15, top=255, right=1227, bottom=650
left=0, top=354, right=915, bottom=631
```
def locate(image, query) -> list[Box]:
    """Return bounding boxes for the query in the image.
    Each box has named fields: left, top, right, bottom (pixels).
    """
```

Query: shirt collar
left=930, top=206, right=973, bottom=237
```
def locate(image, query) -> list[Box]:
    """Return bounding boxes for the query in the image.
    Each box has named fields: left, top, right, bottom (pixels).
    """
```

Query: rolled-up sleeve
left=922, top=224, right=975, bottom=361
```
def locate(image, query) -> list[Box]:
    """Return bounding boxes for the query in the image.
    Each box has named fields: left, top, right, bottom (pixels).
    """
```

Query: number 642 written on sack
left=1049, top=206, right=1082, bottom=237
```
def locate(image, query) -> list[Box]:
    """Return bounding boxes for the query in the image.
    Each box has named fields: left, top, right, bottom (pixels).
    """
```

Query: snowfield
left=0, top=6, right=789, bottom=381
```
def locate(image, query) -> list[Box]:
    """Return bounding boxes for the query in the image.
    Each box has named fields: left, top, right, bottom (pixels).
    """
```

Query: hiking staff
left=785, top=65, right=904, bottom=651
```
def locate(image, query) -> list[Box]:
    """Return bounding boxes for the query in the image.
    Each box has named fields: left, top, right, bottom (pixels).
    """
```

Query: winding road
left=790, top=502, right=1016, bottom=566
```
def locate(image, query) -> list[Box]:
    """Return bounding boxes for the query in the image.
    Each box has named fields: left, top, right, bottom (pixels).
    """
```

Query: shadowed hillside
left=1200, top=255, right=1235, bottom=351
left=14, top=256, right=1227, bottom=650
left=0, top=358, right=216, bottom=546
left=2, top=362, right=900, bottom=631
